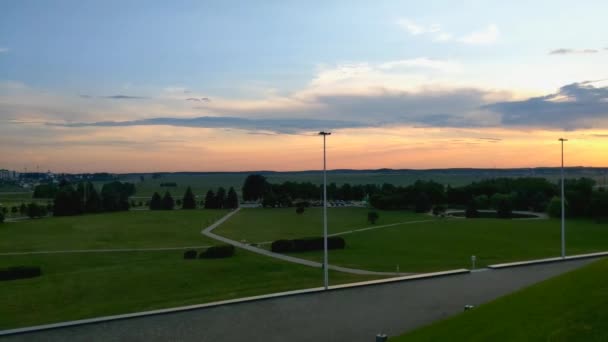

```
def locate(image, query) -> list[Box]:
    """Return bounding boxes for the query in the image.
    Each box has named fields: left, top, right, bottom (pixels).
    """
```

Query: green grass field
left=395, top=257, right=608, bottom=341
left=0, top=250, right=372, bottom=329
left=0, top=210, right=228, bottom=252
left=0, top=210, right=376, bottom=329
left=216, top=209, right=608, bottom=272
left=216, top=207, right=428, bottom=242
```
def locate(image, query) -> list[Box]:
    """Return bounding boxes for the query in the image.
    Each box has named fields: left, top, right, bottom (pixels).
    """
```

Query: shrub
left=271, top=239, right=294, bottom=253
left=183, top=250, right=197, bottom=259
left=0, top=266, right=42, bottom=281
left=271, top=237, right=346, bottom=253
left=0, top=211, right=4, bottom=224
left=199, top=245, right=235, bottom=259
left=368, top=211, right=379, bottom=224
left=296, top=206, right=305, bottom=215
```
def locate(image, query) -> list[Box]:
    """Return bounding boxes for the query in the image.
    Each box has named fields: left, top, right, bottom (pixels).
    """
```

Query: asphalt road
left=3, top=258, right=598, bottom=342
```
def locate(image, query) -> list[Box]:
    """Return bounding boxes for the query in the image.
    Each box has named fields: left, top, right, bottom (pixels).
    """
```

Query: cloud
left=51, top=116, right=369, bottom=134
left=78, top=94, right=147, bottom=99
left=396, top=19, right=440, bottom=35
left=397, top=19, right=499, bottom=45
left=549, top=48, right=600, bottom=55
left=484, top=80, right=608, bottom=129
left=378, top=58, right=462, bottom=73
left=102, top=95, right=147, bottom=99
left=186, top=97, right=211, bottom=102
left=0, top=48, right=9, bottom=53
left=458, top=25, right=499, bottom=45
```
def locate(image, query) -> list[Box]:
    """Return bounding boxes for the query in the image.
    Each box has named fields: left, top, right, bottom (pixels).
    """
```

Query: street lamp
left=559, top=138, right=568, bottom=258
left=319, top=131, right=331, bottom=289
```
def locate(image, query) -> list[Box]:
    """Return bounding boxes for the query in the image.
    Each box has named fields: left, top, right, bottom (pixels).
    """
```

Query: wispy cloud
left=0, top=47, right=9, bottom=53
left=549, top=48, right=600, bottom=55
left=50, top=116, right=369, bottom=134
left=186, top=97, right=211, bottom=102
left=79, top=94, right=147, bottom=100
left=397, top=19, right=499, bottom=45
left=458, top=25, right=499, bottom=45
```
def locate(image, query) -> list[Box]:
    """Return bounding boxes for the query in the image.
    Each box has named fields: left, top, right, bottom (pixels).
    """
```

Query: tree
left=11, top=206, right=18, bottom=214
left=101, top=181, right=135, bottom=212
left=368, top=211, right=379, bottom=224
left=53, top=184, right=82, bottom=216
left=496, top=197, right=513, bottom=219
left=19, top=203, right=27, bottom=215
left=0, top=211, right=4, bottom=224
left=83, top=182, right=102, bottom=213
left=182, top=186, right=196, bottom=209
left=590, top=191, right=608, bottom=222
left=414, top=193, right=431, bottom=213
left=547, top=196, right=563, bottom=218
left=26, top=203, right=47, bottom=218
left=204, top=190, right=216, bottom=209
left=149, top=192, right=162, bottom=210
left=162, top=191, right=175, bottom=210
left=242, top=174, right=268, bottom=201
left=432, top=205, right=446, bottom=216
left=226, top=187, right=239, bottom=209
left=215, top=187, right=226, bottom=209
left=465, top=200, right=479, bottom=218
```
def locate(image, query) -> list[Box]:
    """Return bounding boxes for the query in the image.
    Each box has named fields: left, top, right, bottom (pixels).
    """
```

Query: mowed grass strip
left=394, top=257, right=608, bottom=341
left=215, top=207, right=430, bottom=242
left=0, top=250, right=375, bottom=330
left=0, top=210, right=228, bottom=252
left=221, top=210, right=608, bottom=272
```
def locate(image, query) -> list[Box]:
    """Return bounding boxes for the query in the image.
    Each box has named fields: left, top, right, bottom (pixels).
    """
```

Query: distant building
left=0, top=169, right=19, bottom=181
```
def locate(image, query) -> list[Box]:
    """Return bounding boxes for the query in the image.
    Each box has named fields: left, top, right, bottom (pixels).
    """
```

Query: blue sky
left=1, top=1, right=608, bottom=171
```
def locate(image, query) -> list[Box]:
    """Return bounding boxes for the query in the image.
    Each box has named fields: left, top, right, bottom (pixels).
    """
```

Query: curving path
left=201, top=208, right=410, bottom=276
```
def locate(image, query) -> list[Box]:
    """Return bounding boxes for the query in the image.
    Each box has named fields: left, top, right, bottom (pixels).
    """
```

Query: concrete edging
left=0, top=268, right=470, bottom=337
left=488, top=251, right=608, bottom=269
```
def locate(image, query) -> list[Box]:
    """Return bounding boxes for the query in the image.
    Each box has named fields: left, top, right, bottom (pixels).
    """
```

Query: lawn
left=0, top=210, right=228, bottom=252
left=394, top=257, right=608, bottom=341
left=216, top=208, right=608, bottom=272
left=0, top=250, right=374, bottom=330
left=215, top=207, right=430, bottom=242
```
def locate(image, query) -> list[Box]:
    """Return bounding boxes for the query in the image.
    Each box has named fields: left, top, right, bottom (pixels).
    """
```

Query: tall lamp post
left=559, top=138, right=568, bottom=258
left=319, top=131, right=331, bottom=290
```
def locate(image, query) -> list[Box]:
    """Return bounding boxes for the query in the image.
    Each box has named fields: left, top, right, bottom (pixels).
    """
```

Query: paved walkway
left=2, top=258, right=598, bottom=342
left=201, top=208, right=410, bottom=276
left=0, top=246, right=212, bottom=256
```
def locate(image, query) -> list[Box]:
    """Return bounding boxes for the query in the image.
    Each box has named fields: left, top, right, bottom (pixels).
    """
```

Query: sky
left=1, top=0, right=608, bottom=173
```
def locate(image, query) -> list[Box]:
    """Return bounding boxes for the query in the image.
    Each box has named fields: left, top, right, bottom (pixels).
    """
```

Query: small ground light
left=376, top=333, right=388, bottom=341
left=471, top=255, right=477, bottom=269
left=464, top=305, right=475, bottom=311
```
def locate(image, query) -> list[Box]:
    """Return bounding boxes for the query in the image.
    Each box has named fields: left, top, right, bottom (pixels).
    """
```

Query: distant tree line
left=203, top=187, right=238, bottom=209
left=149, top=186, right=238, bottom=210
left=51, top=180, right=135, bottom=216
left=242, top=174, right=608, bottom=221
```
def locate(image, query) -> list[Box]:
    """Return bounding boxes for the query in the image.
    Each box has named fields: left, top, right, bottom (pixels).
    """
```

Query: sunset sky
left=1, top=0, right=608, bottom=173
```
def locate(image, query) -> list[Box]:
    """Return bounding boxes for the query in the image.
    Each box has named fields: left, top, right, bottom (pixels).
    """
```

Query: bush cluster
left=271, top=237, right=346, bottom=253
left=199, top=245, right=235, bottom=259
left=183, top=250, right=197, bottom=259
left=0, top=266, right=42, bottom=281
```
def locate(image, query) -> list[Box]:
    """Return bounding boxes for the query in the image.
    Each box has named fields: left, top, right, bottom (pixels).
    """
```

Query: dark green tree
left=53, top=184, right=83, bottom=216
left=368, top=211, right=379, bottom=224
left=215, top=187, right=226, bottom=209
left=150, top=192, right=162, bottom=210
left=242, top=174, right=268, bottom=201
left=204, top=190, right=216, bottom=209
left=19, top=203, right=27, bottom=215
left=296, top=206, right=305, bottom=214
left=182, top=186, right=197, bottom=209
left=26, top=203, right=47, bottom=218
left=465, top=200, right=479, bottom=218
left=162, top=191, right=175, bottom=210
left=0, top=211, right=4, bottom=224
left=101, top=181, right=135, bottom=212
left=226, top=187, right=239, bottom=209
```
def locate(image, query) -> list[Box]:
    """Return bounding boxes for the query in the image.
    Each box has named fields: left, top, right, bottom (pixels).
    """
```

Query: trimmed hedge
left=199, top=245, right=235, bottom=259
left=271, top=236, right=346, bottom=253
left=183, top=250, right=197, bottom=259
left=0, top=266, right=42, bottom=281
